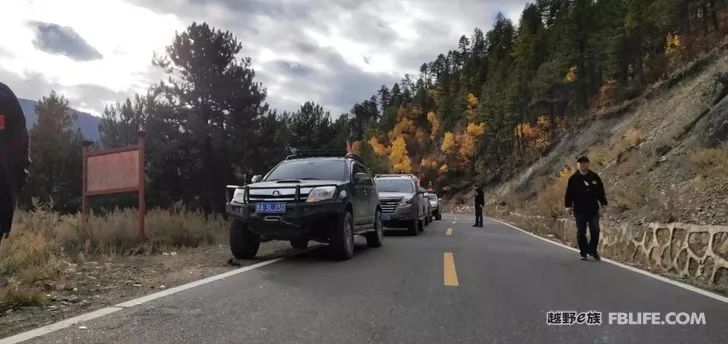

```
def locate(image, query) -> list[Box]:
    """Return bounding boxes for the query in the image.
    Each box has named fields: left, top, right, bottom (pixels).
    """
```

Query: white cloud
left=1, top=0, right=529, bottom=116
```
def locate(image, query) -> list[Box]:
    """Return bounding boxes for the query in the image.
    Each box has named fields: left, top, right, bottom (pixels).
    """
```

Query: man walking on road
left=473, top=184, right=484, bottom=228
left=0, top=82, right=30, bottom=245
left=565, top=156, right=607, bottom=261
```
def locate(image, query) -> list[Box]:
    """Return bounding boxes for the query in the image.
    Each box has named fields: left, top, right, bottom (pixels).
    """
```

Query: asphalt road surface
left=9, top=216, right=728, bottom=344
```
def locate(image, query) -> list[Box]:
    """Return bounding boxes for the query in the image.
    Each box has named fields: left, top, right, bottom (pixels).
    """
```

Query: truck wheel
left=230, top=220, right=260, bottom=259
left=365, top=210, right=384, bottom=247
left=435, top=211, right=442, bottom=221
left=290, top=239, right=308, bottom=249
left=330, top=211, right=354, bottom=260
left=418, top=219, right=425, bottom=232
left=407, top=219, right=419, bottom=236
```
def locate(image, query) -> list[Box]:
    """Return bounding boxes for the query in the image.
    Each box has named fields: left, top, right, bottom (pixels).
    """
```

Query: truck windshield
left=265, top=159, right=348, bottom=181
left=375, top=179, right=414, bottom=193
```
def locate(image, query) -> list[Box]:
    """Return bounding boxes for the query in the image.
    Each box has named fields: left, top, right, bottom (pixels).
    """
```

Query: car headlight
left=232, top=188, right=247, bottom=204
left=398, top=196, right=413, bottom=206
left=306, top=186, right=337, bottom=203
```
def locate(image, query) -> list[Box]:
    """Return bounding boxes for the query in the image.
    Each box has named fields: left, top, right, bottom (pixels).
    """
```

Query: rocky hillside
left=484, top=38, right=728, bottom=227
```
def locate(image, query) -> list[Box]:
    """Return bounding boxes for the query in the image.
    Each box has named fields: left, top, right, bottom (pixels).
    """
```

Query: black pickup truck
left=226, top=151, right=383, bottom=260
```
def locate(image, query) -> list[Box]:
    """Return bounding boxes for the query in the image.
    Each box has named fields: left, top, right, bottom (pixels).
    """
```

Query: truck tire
left=330, top=211, right=354, bottom=260
left=230, top=220, right=260, bottom=259
left=407, top=219, right=419, bottom=236
left=290, top=239, right=308, bottom=249
left=365, top=210, right=384, bottom=247
left=435, top=210, right=442, bottom=221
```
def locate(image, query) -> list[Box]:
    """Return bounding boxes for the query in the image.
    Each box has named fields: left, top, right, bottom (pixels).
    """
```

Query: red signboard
left=82, top=132, right=146, bottom=240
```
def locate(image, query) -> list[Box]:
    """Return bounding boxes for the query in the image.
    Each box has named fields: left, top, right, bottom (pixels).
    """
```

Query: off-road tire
left=365, top=210, right=384, bottom=247
left=230, top=220, right=260, bottom=259
left=330, top=211, right=355, bottom=260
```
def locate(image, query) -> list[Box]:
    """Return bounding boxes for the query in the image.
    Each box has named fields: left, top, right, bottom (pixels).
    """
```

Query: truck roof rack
left=285, top=149, right=364, bottom=163
left=374, top=174, right=418, bottom=180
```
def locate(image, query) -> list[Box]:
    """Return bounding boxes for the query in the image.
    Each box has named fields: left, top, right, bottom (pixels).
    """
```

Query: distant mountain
left=18, top=98, right=101, bottom=140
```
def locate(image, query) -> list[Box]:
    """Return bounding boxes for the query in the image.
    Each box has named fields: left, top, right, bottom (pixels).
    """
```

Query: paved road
left=14, top=216, right=728, bottom=343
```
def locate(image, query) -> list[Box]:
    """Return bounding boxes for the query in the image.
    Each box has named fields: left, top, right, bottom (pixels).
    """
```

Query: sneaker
left=580, top=255, right=588, bottom=261
left=591, top=253, right=601, bottom=261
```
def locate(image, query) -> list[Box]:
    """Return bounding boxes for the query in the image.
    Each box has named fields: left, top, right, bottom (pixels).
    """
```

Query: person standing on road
left=473, top=184, right=484, bottom=228
left=564, top=156, right=607, bottom=261
left=0, top=82, right=30, bottom=245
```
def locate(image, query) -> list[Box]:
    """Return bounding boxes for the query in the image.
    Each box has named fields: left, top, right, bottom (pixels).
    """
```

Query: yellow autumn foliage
left=389, top=136, right=412, bottom=173
left=389, top=117, right=415, bottom=142
left=565, top=66, right=577, bottom=82
left=439, top=164, right=449, bottom=174
left=666, top=32, right=681, bottom=55
left=441, top=132, right=456, bottom=153
left=465, top=93, right=479, bottom=121
left=465, top=122, right=486, bottom=136
left=368, top=136, right=389, bottom=157
left=427, top=111, right=440, bottom=139
left=420, top=157, right=438, bottom=169
left=455, top=132, right=481, bottom=170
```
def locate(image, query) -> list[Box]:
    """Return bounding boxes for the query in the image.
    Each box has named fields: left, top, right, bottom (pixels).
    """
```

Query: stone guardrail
left=506, top=211, right=728, bottom=289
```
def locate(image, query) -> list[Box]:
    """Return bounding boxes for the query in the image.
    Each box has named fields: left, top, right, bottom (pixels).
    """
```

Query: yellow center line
left=443, top=252, right=459, bottom=287
left=446, top=227, right=453, bottom=236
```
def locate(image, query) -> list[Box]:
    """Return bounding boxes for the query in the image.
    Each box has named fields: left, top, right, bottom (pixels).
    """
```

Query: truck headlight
left=306, top=186, right=337, bottom=203
left=398, top=196, right=413, bottom=206
left=232, top=188, right=247, bottom=204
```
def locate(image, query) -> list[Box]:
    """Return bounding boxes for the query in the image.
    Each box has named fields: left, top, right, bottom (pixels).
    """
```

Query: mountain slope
left=488, top=40, right=728, bottom=226
left=18, top=98, right=101, bottom=140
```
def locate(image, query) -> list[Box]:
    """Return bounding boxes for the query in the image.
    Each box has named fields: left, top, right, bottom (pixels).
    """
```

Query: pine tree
left=22, top=91, right=83, bottom=212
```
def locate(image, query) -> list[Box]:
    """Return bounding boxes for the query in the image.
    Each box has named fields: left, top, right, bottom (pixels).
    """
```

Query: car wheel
left=330, top=211, right=354, bottom=260
left=290, top=239, right=308, bottom=249
left=407, top=219, right=419, bottom=236
left=230, top=220, right=260, bottom=259
left=435, top=211, right=442, bottom=221
left=365, top=210, right=384, bottom=247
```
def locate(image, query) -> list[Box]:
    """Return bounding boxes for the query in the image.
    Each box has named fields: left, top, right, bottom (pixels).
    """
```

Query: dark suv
left=374, top=174, right=427, bottom=235
left=226, top=151, right=383, bottom=260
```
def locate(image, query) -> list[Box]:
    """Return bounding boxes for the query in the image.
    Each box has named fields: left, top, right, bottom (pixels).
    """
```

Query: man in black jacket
left=0, top=82, right=30, bottom=244
left=473, top=184, right=484, bottom=228
left=564, top=156, right=607, bottom=261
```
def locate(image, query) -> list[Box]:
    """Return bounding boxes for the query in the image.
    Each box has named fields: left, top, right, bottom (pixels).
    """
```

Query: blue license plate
left=382, top=214, right=391, bottom=221
left=255, top=202, right=286, bottom=214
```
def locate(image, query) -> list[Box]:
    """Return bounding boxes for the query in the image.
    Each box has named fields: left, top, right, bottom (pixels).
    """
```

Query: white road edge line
left=488, top=217, right=728, bottom=304
left=0, top=247, right=318, bottom=344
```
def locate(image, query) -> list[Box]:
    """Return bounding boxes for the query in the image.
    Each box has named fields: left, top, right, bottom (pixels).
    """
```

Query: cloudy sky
left=1, top=0, right=528, bottom=116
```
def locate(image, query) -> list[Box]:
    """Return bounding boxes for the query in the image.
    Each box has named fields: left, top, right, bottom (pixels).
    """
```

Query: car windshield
left=265, top=159, right=347, bottom=181
left=375, top=179, right=414, bottom=193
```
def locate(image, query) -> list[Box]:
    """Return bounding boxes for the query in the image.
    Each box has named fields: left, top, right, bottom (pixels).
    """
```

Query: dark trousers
left=474, top=205, right=483, bottom=226
left=0, top=170, right=15, bottom=236
left=575, top=213, right=600, bottom=256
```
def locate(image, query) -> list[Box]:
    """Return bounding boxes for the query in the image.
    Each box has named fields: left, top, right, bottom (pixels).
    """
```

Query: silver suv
left=373, top=174, right=428, bottom=235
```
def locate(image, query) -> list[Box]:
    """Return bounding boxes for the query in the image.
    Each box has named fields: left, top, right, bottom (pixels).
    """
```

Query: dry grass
left=0, top=207, right=228, bottom=310
left=533, top=166, right=572, bottom=220
left=589, top=128, right=643, bottom=167
left=691, top=148, right=728, bottom=180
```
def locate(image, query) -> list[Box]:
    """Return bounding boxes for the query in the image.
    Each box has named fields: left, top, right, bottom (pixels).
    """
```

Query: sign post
left=82, top=131, right=147, bottom=241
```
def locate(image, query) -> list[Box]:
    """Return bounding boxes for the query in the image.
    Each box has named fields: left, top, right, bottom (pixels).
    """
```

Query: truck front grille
left=380, top=200, right=399, bottom=214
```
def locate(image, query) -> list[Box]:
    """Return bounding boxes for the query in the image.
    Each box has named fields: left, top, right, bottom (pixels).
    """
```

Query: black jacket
left=564, top=170, right=607, bottom=214
left=474, top=189, right=484, bottom=206
left=0, top=82, right=30, bottom=235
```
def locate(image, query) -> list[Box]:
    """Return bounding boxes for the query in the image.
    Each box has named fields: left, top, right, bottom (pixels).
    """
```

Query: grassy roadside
left=0, top=207, right=230, bottom=312
left=0, top=207, right=294, bottom=338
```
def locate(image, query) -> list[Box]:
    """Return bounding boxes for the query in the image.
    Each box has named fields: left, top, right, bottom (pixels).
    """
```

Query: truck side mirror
left=251, top=175, right=262, bottom=183
left=354, top=172, right=370, bottom=184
